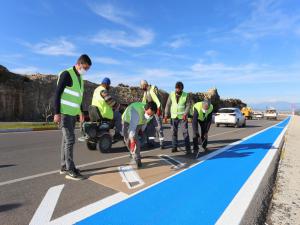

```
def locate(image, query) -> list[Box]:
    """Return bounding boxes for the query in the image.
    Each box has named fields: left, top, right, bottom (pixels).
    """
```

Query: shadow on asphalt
left=0, top=164, right=16, bottom=169
left=0, top=203, right=22, bottom=213
left=208, top=143, right=273, bottom=159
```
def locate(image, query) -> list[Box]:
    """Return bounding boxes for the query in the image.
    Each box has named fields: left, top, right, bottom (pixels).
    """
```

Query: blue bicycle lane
left=77, top=117, right=290, bottom=225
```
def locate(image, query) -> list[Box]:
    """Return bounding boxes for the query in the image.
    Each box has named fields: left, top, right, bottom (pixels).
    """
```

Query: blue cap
left=102, top=77, right=111, bottom=85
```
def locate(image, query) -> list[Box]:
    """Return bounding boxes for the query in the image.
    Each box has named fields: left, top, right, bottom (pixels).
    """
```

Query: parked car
left=215, top=108, right=246, bottom=128
left=264, top=108, right=278, bottom=120
left=253, top=111, right=264, bottom=120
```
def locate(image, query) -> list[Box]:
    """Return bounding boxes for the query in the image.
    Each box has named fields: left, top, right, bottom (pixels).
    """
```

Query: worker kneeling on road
left=122, top=102, right=157, bottom=168
left=91, top=77, right=122, bottom=141
left=192, top=100, right=213, bottom=154
left=140, top=80, right=165, bottom=149
left=164, top=81, right=191, bottom=154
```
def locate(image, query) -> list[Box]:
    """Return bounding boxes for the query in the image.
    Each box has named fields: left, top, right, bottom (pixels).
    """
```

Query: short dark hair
left=77, top=54, right=92, bottom=66
left=144, top=101, right=157, bottom=113
left=175, top=81, right=184, bottom=89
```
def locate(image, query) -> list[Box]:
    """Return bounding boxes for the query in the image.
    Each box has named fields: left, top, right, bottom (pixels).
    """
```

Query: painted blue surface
left=77, top=118, right=290, bottom=225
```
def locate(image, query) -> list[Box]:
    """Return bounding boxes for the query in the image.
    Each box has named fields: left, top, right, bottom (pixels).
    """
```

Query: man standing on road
left=122, top=102, right=157, bottom=168
left=140, top=80, right=165, bottom=149
left=54, top=54, right=92, bottom=180
left=91, top=77, right=122, bottom=141
left=192, top=100, right=214, bottom=154
left=164, top=81, right=191, bottom=154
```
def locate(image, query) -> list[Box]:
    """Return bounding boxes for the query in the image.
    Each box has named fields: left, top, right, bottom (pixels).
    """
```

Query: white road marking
left=119, top=165, right=145, bottom=189
left=26, top=119, right=288, bottom=225
left=0, top=120, right=276, bottom=187
left=159, top=155, right=185, bottom=169
left=29, top=184, right=128, bottom=225
left=29, top=184, right=64, bottom=225
left=215, top=119, right=290, bottom=225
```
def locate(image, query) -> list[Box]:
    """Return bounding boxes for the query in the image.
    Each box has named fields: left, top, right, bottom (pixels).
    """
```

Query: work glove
left=157, top=108, right=161, bottom=117
left=182, top=114, right=187, bottom=121
left=163, top=117, right=168, bottom=124
left=129, top=139, right=137, bottom=154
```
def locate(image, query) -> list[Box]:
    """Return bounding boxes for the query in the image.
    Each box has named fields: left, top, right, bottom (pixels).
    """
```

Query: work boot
left=59, top=166, right=67, bottom=175
left=113, top=132, right=123, bottom=142
left=65, top=170, right=85, bottom=181
left=135, top=158, right=142, bottom=168
left=147, top=141, right=155, bottom=149
left=171, top=147, right=178, bottom=153
left=185, top=145, right=192, bottom=155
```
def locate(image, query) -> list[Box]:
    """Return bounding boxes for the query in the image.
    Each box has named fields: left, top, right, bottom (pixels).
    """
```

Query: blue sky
left=0, top=0, right=300, bottom=104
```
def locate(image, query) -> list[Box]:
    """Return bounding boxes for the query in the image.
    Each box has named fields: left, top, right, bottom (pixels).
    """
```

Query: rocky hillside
left=0, top=65, right=246, bottom=121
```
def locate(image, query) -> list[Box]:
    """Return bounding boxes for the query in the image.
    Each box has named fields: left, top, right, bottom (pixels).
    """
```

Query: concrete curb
left=216, top=118, right=291, bottom=225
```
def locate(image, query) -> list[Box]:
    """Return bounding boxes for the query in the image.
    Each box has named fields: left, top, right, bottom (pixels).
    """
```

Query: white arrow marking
left=29, top=184, right=64, bottom=225
left=29, top=184, right=128, bottom=225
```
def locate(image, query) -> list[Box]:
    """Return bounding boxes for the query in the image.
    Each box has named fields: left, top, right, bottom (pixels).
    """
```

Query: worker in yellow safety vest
left=140, top=80, right=165, bottom=149
left=122, top=102, right=157, bottom=168
left=164, top=81, right=191, bottom=154
left=192, top=100, right=213, bottom=154
left=54, top=54, right=92, bottom=181
left=91, top=77, right=122, bottom=140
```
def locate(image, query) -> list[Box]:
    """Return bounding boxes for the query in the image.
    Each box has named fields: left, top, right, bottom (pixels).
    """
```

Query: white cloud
left=167, top=36, right=189, bottom=49
left=89, top=3, right=154, bottom=48
left=93, top=57, right=121, bottom=65
left=27, top=38, right=77, bottom=56
left=91, top=29, right=154, bottom=48
left=11, top=66, right=39, bottom=75
left=232, top=0, right=300, bottom=39
left=205, top=50, right=218, bottom=57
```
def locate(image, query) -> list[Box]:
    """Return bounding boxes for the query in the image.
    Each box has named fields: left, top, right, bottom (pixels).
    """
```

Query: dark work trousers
left=171, top=118, right=190, bottom=150
left=145, top=114, right=164, bottom=144
left=60, top=114, right=77, bottom=171
left=192, top=120, right=210, bottom=149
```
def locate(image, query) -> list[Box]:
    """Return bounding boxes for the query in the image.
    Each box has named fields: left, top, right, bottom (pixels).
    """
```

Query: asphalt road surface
left=0, top=118, right=282, bottom=225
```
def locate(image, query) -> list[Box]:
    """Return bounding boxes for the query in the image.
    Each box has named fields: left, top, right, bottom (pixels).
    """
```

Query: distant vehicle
left=264, top=108, right=278, bottom=120
left=241, top=107, right=253, bottom=120
left=215, top=108, right=246, bottom=128
left=252, top=111, right=264, bottom=120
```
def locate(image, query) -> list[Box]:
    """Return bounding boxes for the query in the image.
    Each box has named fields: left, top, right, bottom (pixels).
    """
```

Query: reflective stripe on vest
left=58, top=67, right=83, bottom=116
left=122, top=102, right=151, bottom=125
left=91, top=86, right=114, bottom=120
left=170, top=91, right=187, bottom=119
left=193, top=102, right=213, bottom=121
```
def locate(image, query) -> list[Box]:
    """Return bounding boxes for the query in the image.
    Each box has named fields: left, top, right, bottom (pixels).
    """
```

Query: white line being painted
left=119, top=165, right=145, bottom=189
left=215, top=119, right=290, bottom=225
left=29, top=184, right=64, bottom=225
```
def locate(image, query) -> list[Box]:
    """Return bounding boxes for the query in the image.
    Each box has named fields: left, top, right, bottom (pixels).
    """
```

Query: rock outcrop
left=0, top=65, right=246, bottom=121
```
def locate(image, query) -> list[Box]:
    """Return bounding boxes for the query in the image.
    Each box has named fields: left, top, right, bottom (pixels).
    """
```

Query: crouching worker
left=122, top=102, right=157, bottom=168
left=91, top=77, right=122, bottom=141
left=192, top=100, right=213, bottom=155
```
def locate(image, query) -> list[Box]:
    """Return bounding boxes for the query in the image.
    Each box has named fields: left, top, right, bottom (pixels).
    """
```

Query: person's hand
left=79, top=113, right=85, bottom=123
left=157, top=108, right=161, bottom=117
left=54, top=114, right=61, bottom=124
left=204, top=133, right=208, bottom=139
left=164, top=117, right=168, bottom=124
left=182, top=114, right=187, bottom=121
left=129, top=139, right=137, bottom=153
